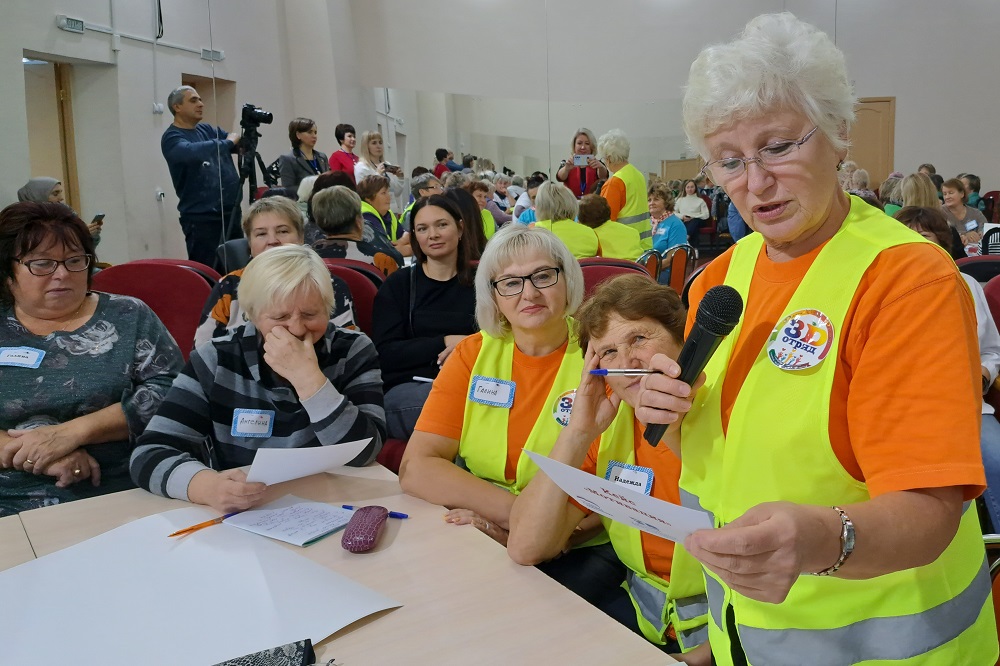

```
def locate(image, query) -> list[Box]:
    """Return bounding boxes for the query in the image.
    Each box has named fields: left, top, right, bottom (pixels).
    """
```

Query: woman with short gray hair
left=532, top=181, right=598, bottom=258
left=654, top=13, right=994, bottom=663
left=597, top=129, right=651, bottom=249
left=131, top=244, right=386, bottom=513
left=310, top=185, right=404, bottom=276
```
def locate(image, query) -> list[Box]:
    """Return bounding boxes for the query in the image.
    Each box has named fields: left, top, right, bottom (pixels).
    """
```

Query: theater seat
left=92, top=262, right=212, bottom=361
left=128, top=258, right=221, bottom=284
left=579, top=258, right=651, bottom=299
left=323, top=261, right=379, bottom=336
left=376, top=438, right=408, bottom=475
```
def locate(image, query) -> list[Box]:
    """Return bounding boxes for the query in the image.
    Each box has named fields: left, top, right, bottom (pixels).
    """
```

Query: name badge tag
left=604, top=461, right=654, bottom=495
left=0, top=347, right=45, bottom=369
left=468, top=375, right=515, bottom=408
left=231, top=409, right=275, bottom=438
left=965, top=220, right=979, bottom=232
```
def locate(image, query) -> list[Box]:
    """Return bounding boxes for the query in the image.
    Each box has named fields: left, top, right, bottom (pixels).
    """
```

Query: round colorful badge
left=766, top=309, right=835, bottom=371
left=553, top=389, right=576, bottom=427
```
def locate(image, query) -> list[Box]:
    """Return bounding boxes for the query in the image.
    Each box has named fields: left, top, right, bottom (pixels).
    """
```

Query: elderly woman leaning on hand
left=399, top=224, right=625, bottom=604
left=0, top=202, right=183, bottom=516
left=130, top=245, right=385, bottom=514
left=649, top=13, right=995, bottom=665
left=507, top=275, right=710, bottom=662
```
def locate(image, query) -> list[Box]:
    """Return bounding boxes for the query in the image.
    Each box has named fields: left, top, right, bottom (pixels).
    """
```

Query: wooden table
left=15, top=465, right=674, bottom=664
left=0, top=514, right=34, bottom=570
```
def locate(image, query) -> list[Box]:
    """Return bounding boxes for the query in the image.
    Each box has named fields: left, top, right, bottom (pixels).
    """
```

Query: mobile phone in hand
left=91, top=213, right=106, bottom=224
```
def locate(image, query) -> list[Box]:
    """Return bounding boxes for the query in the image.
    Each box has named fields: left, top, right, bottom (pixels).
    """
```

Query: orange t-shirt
left=570, top=419, right=681, bottom=581
left=414, top=333, right=570, bottom=482
left=601, top=177, right=627, bottom=222
left=686, top=240, right=985, bottom=500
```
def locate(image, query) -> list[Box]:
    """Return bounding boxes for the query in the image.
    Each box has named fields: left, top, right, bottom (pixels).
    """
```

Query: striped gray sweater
left=130, top=322, right=385, bottom=500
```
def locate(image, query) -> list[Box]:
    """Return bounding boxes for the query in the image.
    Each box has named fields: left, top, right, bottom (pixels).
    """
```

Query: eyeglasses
left=699, top=126, right=820, bottom=184
left=492, top=266, right=561, bottom=297
left=17, top=254, right=93, bottom=276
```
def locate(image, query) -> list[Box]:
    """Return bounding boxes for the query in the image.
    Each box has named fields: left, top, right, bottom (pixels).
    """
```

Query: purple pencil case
left=341, top=505, right=388, bottom=553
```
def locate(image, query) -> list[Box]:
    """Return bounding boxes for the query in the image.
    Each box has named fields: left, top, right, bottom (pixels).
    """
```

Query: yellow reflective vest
left=459, top=327, right=583, bottom=493
left=481, top=209, right=496, bottom=241
left=361, top=200, right=402, bottom=241
left=609, top=163, right=652, bottom=250
left=533, top=219, right=599, bottom=259
left=595, top=404, right=708, bottom=650
left=680, top=198, right=997, bottom=665
left=594, top=220, right=644, bottom=260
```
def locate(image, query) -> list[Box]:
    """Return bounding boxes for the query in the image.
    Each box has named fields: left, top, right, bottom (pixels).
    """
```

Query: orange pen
left=168, top=512, right=241, bottom=538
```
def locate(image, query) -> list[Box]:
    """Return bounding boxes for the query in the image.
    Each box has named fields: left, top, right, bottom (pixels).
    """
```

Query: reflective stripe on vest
left=360, top=200, right=400, bottom=240
left=459, top=327, right=583, bottom=493
left=731, top=556, right=992, bottom=666
left=680, top=196, right=996, bottom=665
left=596, top=404, right=707, bottom=649
left=610, top=163, right=652, bottom=249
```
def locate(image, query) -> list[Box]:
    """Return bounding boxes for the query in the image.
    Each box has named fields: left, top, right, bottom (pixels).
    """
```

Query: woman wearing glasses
left=400, top=225, right=623, bottom=601
left=0, top=202, right=183, bottom=516
left=648, top=14, right=993, bottom=663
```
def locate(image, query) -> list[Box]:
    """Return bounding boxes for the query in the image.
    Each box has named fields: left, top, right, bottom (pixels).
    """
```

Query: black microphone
left=644, top=284, right=744, bottom=446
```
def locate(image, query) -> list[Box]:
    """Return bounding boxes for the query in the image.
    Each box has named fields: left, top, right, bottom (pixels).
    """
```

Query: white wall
left=358, top=0, right=1000, bottom=189
left=4, top=0, right=1000, bottom=264
left=1, top=0, right=376, bottom=263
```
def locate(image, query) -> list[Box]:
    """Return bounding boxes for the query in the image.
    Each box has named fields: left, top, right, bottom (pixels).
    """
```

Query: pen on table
left=589, top=368, right=660, bottom=376
left=168, top=512, right=241, bottom=538
left=342, top=504, right=409, bottom=519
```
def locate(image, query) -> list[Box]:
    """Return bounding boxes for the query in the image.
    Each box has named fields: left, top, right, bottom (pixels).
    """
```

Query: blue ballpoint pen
left=342, top=504, right=409, bottom=519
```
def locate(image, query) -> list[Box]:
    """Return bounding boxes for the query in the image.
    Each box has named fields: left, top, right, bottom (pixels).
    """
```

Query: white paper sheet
left=525, top=451, right=713, bottom=542
left=223, top=494, right=353, bottom=546
left=0, top=508, right=400, bottom=666
left=245, top=438, right=371, bottom=484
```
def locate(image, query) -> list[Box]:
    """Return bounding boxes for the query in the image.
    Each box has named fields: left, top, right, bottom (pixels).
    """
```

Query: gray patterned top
left=0, top=292, right=183, bottom=515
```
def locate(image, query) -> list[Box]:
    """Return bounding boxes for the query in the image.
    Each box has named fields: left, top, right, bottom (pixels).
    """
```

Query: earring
left=837, top=160, right=844, bottom=171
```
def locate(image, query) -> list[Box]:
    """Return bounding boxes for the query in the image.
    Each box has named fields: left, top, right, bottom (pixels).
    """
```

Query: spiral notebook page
left=224, top=495, right=353, bottom=547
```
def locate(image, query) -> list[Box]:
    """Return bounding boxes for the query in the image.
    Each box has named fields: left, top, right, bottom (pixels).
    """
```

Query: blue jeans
left=980, top=413, right=1000, bottom=531
left=383, top=381, right=433, bottom=440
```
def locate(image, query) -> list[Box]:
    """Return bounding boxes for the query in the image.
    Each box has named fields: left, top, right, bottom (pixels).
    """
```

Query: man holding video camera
left=161, top=85, right=242, bottom=267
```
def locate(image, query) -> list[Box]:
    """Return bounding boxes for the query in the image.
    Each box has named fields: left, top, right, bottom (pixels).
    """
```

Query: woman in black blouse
left=372, top=195, right=478, bottom=440
left=277, top=117, right=330, bottom=189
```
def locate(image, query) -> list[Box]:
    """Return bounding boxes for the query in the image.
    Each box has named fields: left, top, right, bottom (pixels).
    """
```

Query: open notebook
left=223, top=495, right=353, bottom=547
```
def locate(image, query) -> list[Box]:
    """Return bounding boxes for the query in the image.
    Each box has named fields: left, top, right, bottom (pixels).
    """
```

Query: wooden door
left=661, top=158, right=702, bottom=182
left=850, top=97, right=895, bottom=189
left=53, top=63, right=80, bottom=213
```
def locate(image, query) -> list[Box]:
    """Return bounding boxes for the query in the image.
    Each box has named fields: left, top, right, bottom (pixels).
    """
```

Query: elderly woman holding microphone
left=642, top=13, right=994, bottom=664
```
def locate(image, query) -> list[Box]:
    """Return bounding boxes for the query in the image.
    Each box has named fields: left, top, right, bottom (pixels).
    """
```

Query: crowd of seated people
left=9, top=43, right=1000, bottom=663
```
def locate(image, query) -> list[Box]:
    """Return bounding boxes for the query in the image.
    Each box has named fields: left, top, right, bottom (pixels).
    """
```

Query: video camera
left=240, top=103, right=273, bottom=129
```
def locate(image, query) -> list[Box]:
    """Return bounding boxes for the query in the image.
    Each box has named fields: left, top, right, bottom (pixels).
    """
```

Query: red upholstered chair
left=659, top=244, right=698, bottom=294
left=636, top=250, right=661, bottom=281
left=579, top=257, right=651, bottom=299
left=91, top=262, right=213, bottom=360
left=680, top=262, right=709, bottom=309
left=697, top=193, right=718, bottom=249
left=322, top=258, right=387, bottom=288
left=128, top=258, right=221, bottom=284
left=983, top=190, right=999, bottom=224
left=957, top=256, right=1000, bottom=284
left=376, top=438, right=408, bottom=475
left=323, top=261, right=378, bottom=337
